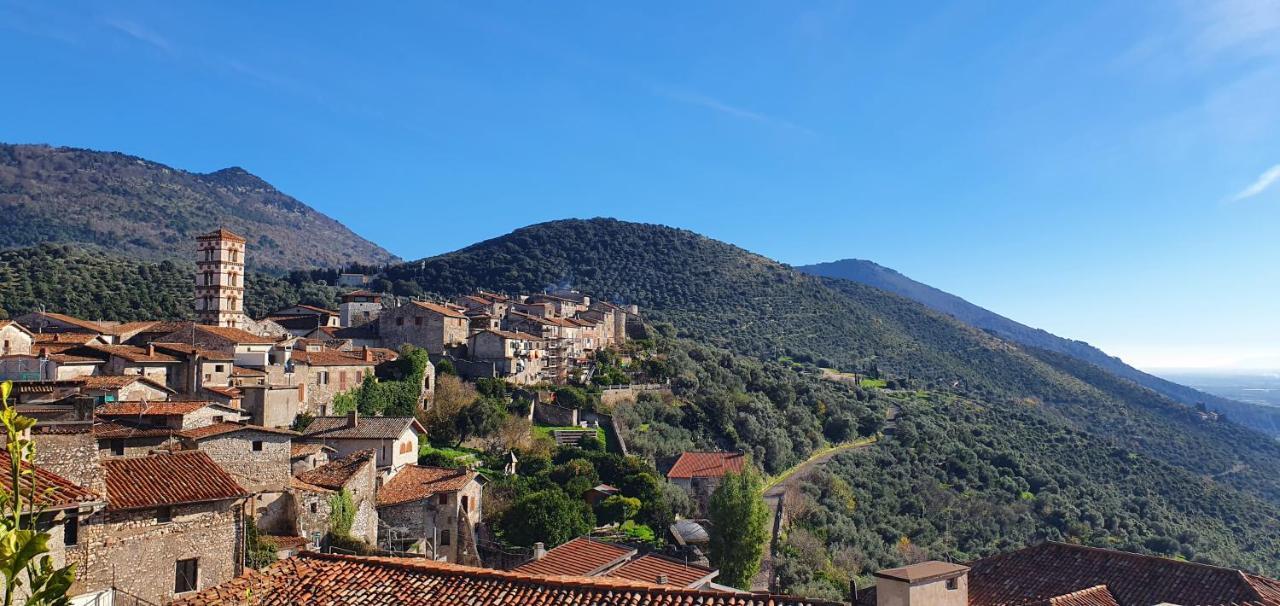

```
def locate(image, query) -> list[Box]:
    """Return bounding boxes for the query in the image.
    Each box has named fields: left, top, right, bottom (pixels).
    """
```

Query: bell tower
left=195, top=228, right=247, bottom=328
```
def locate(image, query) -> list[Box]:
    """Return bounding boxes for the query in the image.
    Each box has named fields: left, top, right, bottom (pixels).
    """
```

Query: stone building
left=340, top=290, right=383, bottom=328
left=376, top=466, right=483, bottom=564
left=0, top=319, right=34, bottom=355
left=290, top=348, right=382, bottom=416
left=95, top=400, right=248, bottom=430
left=665, top=452, right=748, bottom=514
left=76, top=343, right=180, bottom=387
left=195, top=228, right=248, bottom=329
left=378, top=301, right=468, bottom=355
left=290, top=442, right=333, bottom=475
left=181, top=422, right=298, bottom=494
left=466, top=329, right=547, bottom=385
left=83, top=451, right=248, bottom=605
left=299, top=413, right=424, bottom=479
left=293, top=449, right=379, bottom=546
left=32, top=424, right=107, bottom=496
left=0, top=351, right=102, bottom=381
left=80, top=374, right=175, bottom=403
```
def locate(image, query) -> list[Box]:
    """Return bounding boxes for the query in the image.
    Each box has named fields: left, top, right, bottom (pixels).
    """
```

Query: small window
left=212, top=415, right=224, bottom=423
left=946, top=578, right=959, bottom=591
left=214, top=364, right=225, bottom=373
left=461, top=495, right=469, bottom=511
left=110, top=439, right=125, bottom=457
left=157, top=506, right=173, bottom=524
left=310, top=503, right=318, bottom=514
left=252, top=441, right=264, bottom=452
left=438, top=494, right=447, bottom=505
left=64, top=515, right=79, bottom=546
left=440, top=530, right=450, bottom=546
left=175, top=558, right=198, bottom=594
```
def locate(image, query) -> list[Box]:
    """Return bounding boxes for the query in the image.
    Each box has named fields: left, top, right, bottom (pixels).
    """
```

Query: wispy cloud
left=104, top=18, right=173, bottom=54
left=1232, top=164, right=1280, bottom=201
left=651, top=85, right=816, bottom=136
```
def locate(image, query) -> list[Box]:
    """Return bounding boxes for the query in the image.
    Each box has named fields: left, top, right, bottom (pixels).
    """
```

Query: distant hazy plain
left=1160, top=372, right=1280, bottom=408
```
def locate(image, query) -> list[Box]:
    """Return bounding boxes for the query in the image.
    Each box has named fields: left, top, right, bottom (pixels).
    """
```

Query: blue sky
left=2, top=1, right=1279, bottom=371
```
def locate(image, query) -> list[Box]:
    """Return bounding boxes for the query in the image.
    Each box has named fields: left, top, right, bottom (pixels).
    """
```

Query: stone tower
left=195, top=228, right=247, bottom=328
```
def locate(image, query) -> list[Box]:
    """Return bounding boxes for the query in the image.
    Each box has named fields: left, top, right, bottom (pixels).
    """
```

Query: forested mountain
left=0, top=143, right=397, bottom=270
left=798, top=259, right=1280, bottom=437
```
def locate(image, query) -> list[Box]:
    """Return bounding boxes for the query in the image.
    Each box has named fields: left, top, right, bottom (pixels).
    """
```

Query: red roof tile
left=604, top=554, right=718, bottom=588
left=79, top=375, right=174, bottom=393
left=967, top=542, right=1280, bottom=606
left=376, top=466, right=477, bottom=507
left=92, top=421, right=185, bottom=439
left=103, top=451, right=247, bottom=510
left=666, top=452, right=747, bottom=479
left=182, top=422, right=298, bottom=440
left=0, top=451, right=101, bottom=511
left=1043, top=585, right=1120, bottom=606
left=290, top=349, right=377, bottom=367
left=514, top=537, right=636, bottom=577
left=197, top=227, right=247, bottom=242
left=408, top=300, right=467, bottom=319
left=98, top=401, right=212, bottom=416
left=169, top=551, right=839, bottom=606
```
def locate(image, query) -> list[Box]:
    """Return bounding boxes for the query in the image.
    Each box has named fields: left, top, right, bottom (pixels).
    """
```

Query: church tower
left=195, top=228, right=247, bottom=328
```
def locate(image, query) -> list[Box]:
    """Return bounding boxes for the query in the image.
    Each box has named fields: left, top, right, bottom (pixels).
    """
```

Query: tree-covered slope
left=383, top=219, right=1280, bottom=507
left=0, top=244, right=338, bottom=321
left=799, top=259, right=1280, bottom=437
left=0, top=143, right=398, bottom=271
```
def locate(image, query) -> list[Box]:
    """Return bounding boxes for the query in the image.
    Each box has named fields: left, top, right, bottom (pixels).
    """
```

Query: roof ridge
left=1043, top=541, right=1263, bottom=578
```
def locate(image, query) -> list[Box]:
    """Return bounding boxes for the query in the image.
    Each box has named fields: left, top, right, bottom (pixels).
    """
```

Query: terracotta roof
left=408, top=300, right=467, bottom=319
left=967, top=542, right=1280, bottom=606
left=203, top=386, right=242, bottom=399
left=301, top=415, right=424, bottom=440
left=22, top=312, right=109, bottom=334
left=474, top=329, right=546, bottom=341
left=93, top=420, right=186, bottom=439
left=198, top=227, right=247, bottom=242
left=295, top=450, right=375, bottom=491
left=290, top=349, right=377, bottom=367
left=0, top=451, right=101, bottom=511
left=230, top=366, right=266, bottom=377
left=32, top=332, right=102, bottom=345
left=80, top=344, right=179, bottom=363
left=183, top=422, right=298, bottom=440
left=514, top=537, right=637, bottom=577
left=170, top=551, right=839, bottom=606
left=152, top=342, right=236, bottom=361
left=157, top=324, right=275, bottom=347
left=666, top=452, right=747, bottom=479
left=105, top=321, right=161, bottom=339
left=277, top=304, right=337, bottom=316
left=342, top=289, right=381, bottom=299
left=97, top=400, right=212, bottom=416
left=79, top=375, right=175, bottom=393
left=102, top=451, right=247, bottom=510
left=289, top=477, right=334, bottom=494
left=1040, top=585, right=1121, bottom=606
left=376, top=466, right=476, bottom=507
left=604, top=554, right=718, bottom=588
left=290, top=442, right=333, bottom=459
left=262, top=535, right=309, bottom=551
left=0, top=320, right=34, bottom=336
left=45, top=353, right=103, bottom=364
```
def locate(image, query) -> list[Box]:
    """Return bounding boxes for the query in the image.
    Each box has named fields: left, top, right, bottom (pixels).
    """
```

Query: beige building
left=376, top=466, right=483, bottom=564
left=195, top=228, right=248, bottom=329
left=0, top=319, right=34, bottom=355
left=379, top=301, right=469, bottom=355
left=340, top=290, right=383, bottom=328
left=291, top=348, right=383, bottom=416
left=466, top=329, right=547, bottom=385
left=299, top=413, right=424, bottom=479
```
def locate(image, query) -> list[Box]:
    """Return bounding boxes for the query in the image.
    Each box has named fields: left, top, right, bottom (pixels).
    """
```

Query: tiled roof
left=198, top=227, right=247, bottom=242
left=514, top=537, right=636, bottom=577
left=151, top=342, right=237, bottom=361
left=81, top=344, right=179, bottom=363
left=289, top=477, right=333, bottom=494
left=102, top=451, right=247, bottom=510
left=92, top=421, right=185, bottom=440
left=79, top=375, right=174, bottom=393
left=24, top=312, right=109, bottom=334
left=203, top=386, right=241, bottom=399
left=604, top=554, right=717, bottom=588
left=262, top=535, right=309, bottom=551
left=290, top=442, right=333, bottom=459
left=32, top=332, right=102, bottom=345
left=967, top=542, right=1280, bottom=606
left=230, top=366, right=266, bottom=377
left=46, top=353, right=103, bottom=364
left=183, top=422, right=299, bottom=440
left=0, top=451, right=101, bottom=511
left=874, top=561, right=969, bottom=584
left=266, top=315, right=326, bottom=330
left=1040, top=585, right=1120, bottom=606
left=97, top=400, right=212, bottom=416
left=290, top=349, right=377, bottom=367
left=157, top=324, right=275, bottom=348
left=666, top=452, right=747, bottom=479
left=474, top=329, right=546, bottom=341
left=408, top=300, right=467, bottom=319
left=301, top=415, right=424, bottom=440
left=277, top=304, right=337, bottom=316
left=295, top=450, right=375, bottom=491
left=0, top=320, right=34, bottom=336
left=169, top=551, right=839, bottom=606
left=376, top=466, right=476, bottom=507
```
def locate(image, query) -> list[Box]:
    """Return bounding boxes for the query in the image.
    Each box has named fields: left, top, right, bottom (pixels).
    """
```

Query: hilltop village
left=2, top=229, right=1279, bottom=606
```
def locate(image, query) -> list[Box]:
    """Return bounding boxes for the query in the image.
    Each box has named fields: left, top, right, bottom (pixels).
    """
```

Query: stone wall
left=291, top=487, right=333, bottom=545
left=379, top=306, right=468, bottom=355
left=72, top=501, right=243, bottom=605
left=191, top=431, right=292, bottom=494
left=377, top=480, right=481, bottom=563
left=298, top=362, right=373, bottom=416
left=533, top=402, right=578, bottom=427
left=33, top=430, right=106, bottom=495
left=346, top=457, right=379, bottom=546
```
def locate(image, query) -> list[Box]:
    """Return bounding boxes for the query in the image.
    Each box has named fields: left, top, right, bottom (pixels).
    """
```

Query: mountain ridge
left=797, top=258, right=1280, bottom=437
left=0, top=143, right=398, bottom=271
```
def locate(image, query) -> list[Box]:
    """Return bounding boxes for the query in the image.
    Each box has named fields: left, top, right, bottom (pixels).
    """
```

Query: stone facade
left=240, top=384, right=302, bottom=428
left=340, top=291, right=383, bottom=328
left=378, top=302, right=468, bottom=355
left=188, top=431, right=292, bottom=494
left=378, top=477, right=482, bottom=563
left=71, top=501, right=244, bottom=604
left=0, top=321, right=33, bottom=356
left=32, top=429, right=106, bottom=495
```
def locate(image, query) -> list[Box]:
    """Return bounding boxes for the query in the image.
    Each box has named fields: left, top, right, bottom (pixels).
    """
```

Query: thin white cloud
left=651, top=86, right=816, bottom=136
left=1232, top=164, right=1280, bottom=201
left=104, top=18, right=173, bottom=54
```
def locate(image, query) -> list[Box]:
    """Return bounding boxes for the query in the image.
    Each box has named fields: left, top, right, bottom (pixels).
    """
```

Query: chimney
left=363, top=346, right=373, bottom=363
left=346, top=410, right=358, bottom=428
left=147, top=343, right=156, bottom=357
left=873, top=562, right=969, bottom=606
left=532, top=542, right=546, bottom=561
left=655, top=575, right=669, bottom=585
